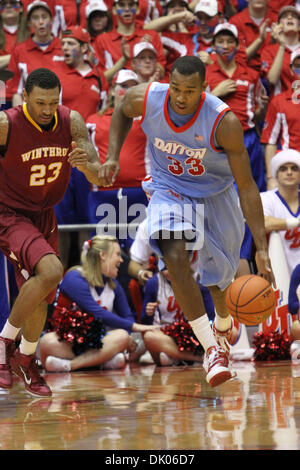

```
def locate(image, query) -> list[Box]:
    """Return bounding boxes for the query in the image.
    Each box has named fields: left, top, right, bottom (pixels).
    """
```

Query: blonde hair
left=0, top=11, right=30, bottom=50
left=78, top=235, right=119, bottom=288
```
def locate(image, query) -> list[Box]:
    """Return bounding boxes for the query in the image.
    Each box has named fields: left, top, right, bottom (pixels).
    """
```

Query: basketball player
left=0, top=67, right=104, bottom=397
left=99, top=56, right=274, bottom=387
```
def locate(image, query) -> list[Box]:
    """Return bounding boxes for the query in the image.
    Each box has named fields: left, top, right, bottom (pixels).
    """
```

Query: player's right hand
left=255, top=249, right=276, bottom=288
left=97, top=160, right=120, bottom=187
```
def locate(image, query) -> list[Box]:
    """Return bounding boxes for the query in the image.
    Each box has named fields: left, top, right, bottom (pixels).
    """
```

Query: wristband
left=286, top=217, right=299, bottom=229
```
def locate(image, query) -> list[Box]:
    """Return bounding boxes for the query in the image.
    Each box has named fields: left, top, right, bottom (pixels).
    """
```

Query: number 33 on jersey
left=141, top=82, right=235, bottom=199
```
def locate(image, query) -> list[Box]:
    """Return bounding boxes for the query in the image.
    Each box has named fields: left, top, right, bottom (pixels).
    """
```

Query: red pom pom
left=161, top=312, right=203, bottom=355
left=49, top=302, right=106, bottom=355
left=253, top=330, right=292, bottom=361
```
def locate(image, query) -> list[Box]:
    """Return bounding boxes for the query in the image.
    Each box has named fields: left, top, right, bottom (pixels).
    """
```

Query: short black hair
left=24, top=68, right=61, bottom=94
left=171, top=56, right=206, bottom=82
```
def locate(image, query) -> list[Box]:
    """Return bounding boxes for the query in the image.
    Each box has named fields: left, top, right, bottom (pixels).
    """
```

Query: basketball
left=225, top=275, right=276, bottom=326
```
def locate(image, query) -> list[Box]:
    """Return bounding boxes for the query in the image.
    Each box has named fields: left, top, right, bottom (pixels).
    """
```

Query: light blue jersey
left=141, top=82, right=233, bottom=198
left=140, top=82, right=245, bottom=289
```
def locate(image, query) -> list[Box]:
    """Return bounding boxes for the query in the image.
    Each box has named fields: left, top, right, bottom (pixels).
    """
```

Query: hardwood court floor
left=1, top=360, right=300, bottom=450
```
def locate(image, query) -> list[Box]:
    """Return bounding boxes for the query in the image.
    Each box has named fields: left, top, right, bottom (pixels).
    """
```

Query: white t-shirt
left=260, top=189, right=300, bottom=275
left=130, top=218, right=152, bottom=265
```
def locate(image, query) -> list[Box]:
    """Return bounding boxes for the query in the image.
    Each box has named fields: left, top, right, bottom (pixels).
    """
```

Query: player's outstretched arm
left=98, top=82, right=149, bottom=187
left=69, top=109, right=104, bottom=186
left=216, top=111, right=275, bottom=285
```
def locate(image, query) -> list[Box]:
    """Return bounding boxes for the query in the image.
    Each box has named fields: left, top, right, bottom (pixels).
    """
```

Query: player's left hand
left=68, top=141, right=89, bottom=170
left=255, top=249, right=276, bottom=287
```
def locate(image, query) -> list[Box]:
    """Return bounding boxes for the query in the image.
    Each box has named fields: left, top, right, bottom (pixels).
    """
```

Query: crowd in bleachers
left=2, top=0, right=300, bottom=370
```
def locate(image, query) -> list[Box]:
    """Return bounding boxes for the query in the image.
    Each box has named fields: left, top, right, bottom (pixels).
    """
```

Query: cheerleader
left=39, top=235, right=158, bottom=372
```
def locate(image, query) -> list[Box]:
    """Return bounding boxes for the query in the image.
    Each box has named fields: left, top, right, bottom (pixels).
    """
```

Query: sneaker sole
left=12, top=369, right=52, bottom=397
left=206, top=366, right=233, bottom=387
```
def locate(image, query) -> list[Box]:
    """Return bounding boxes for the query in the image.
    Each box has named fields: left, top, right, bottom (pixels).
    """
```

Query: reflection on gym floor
left=0, top=360, right=300, bottom=450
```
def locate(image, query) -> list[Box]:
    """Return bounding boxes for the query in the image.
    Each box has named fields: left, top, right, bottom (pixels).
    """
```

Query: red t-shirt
left=260, top=89, right=300, bottom=150
left=6, top=36, right=64, bottom=98
left=161, top=31, right=194, bottom=77
left=229, top=7, right=276, bottom=70
left=0, top=27, right=19, bottom=56
left=260, top=43, right=298, bottom=95
left=93, top=26, right=166, bottom=71
left=54, top=62, right=108, bottom=120
left=53, top=0, right=89, bottom=31
left=86, top=109, right=148, bottom=190
left=0, top=104, right=72, bottom=211
left=206, top=61, right=261, bottom=131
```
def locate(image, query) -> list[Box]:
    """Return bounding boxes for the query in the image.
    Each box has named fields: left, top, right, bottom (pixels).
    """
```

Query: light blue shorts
left=143, top=181, right=245, bottom=290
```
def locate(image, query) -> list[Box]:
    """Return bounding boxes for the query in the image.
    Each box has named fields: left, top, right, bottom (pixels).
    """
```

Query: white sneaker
left=159, top=352, right=179, bottom=366
left=45, top=356, right=71, bottom=372
left=139, top=351, right=155, bottom=364
left=291, top=340, right=300, bottom=363
left=103, top=353, right=126, bottom=370
left=203, top=346, right=234, bottom=387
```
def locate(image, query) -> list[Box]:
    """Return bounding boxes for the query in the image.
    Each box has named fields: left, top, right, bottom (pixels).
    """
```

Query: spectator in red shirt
left=86, top=69, right=149, bottom=249
left=229, top=0, right=276, bottom=71
left=143, top=0, right=195, bottom=77
left=207, top=22, right=267, bottom=190
left=85, top=0, right=113, bottom=47
left=54, top=26, right=109, bottom=268
left=105, top=0, right=163, bottom=28
left=56, top=26, right=108, bottom=120
left=6, top=0, right=64, bottom=106
left=0, top=0, right=29, bottom=70
left=53, top=0, right=89, bottom=33
left=261, top=6, right=300, bottom=96
left=93, top=0, right=166, bottom=83
left=261, top=48, right=300, bottom=189
left=191, top=0, right=221, bottom=64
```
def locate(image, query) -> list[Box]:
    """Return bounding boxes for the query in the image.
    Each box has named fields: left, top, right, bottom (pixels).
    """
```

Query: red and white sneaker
left=212, top=318, right=239, bottom=354
left=0, top=336, right=15, bottom=389
left=11, top=349, right=52, bottom=397
left=203, top=346, right=234, bottom=387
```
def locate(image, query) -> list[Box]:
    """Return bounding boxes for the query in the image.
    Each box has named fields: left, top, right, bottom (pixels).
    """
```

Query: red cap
left=62, top=26, right=90, bottom=44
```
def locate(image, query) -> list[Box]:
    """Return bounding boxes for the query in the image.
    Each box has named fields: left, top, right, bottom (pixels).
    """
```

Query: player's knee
left=163, top=245, right=190, bottom=271
left=36, top=255, right=64, bottom=288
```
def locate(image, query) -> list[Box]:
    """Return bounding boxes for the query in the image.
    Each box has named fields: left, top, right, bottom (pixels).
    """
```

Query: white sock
left=19, top=337, right=38, bottom=356
left=45, top=356, right=71, bottom=372
left=0, top=320, right=21, bottom=340
left=189, top=314, right=218, bottom=351
left=214, top=312, right=232, bottom=332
